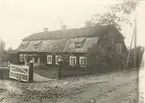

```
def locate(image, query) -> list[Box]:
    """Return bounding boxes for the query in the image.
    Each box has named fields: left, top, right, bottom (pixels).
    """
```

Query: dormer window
left=34, top=44, right=38, bottom=49
left=22, top=45, right=26, bottom=49
left=74, top=37, right=86, bottom=49
left=33, top=41, right=42, bottom=49
left=75, top=42, right=81, bottom=48
left=21, top=41, right=29, bottom=49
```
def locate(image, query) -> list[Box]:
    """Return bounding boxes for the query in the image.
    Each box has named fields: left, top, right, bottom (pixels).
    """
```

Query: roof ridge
left=22, top=25, right=115, bottom=41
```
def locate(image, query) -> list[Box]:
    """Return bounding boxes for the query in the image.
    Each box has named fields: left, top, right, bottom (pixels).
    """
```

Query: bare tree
left=0, top=38, right=7, bottom=65
left=90, top=0, right=139, bottom=30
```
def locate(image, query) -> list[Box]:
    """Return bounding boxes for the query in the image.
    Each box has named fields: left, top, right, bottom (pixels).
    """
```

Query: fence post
left=29, top=61, right=33, bottom=82
left=0, top=70, right=3, bottom=80
left=57, top=60, right=62, bottom=80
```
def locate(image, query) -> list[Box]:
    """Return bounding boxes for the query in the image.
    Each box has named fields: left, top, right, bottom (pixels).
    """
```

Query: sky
left=0, top=0, right=145, bottom=49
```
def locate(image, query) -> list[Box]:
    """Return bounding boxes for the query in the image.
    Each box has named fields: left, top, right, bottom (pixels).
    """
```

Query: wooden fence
left=9, top=63, right=33, bottom=82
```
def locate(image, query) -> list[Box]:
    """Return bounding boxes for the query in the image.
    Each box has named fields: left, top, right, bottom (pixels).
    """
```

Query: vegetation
left=0, top=38, right=7, bottom=65
left=86, top=0, right=139, bottom=70
left=88, top=0, right=139, bottom=30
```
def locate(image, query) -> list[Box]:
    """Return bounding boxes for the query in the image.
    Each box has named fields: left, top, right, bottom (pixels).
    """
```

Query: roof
left=63, top=37, right=99, bottom=53
left=17, top=25, right=124, bottom=53
left=17, top=37, right=99, bottom=53
left=22, top=25, right=116, bottom=41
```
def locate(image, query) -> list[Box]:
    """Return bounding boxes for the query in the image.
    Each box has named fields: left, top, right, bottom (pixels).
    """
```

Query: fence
left=9, top=63, right=33, bottom=82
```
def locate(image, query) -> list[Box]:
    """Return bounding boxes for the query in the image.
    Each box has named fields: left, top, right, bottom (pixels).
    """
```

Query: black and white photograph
left=0, top=0, right=144, bottom=103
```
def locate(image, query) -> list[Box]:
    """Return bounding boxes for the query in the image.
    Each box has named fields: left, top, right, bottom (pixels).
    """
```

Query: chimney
left=85, top=21, right=91, bottom=27
left=61, top=25, right=67, bottom=30
left=43, top=28, right=48, bottom=32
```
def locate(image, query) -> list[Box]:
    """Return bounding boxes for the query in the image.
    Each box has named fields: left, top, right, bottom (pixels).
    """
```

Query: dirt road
left=0, top=70, right=139, bottom=103
left=56, top=72, right=138, bottom=103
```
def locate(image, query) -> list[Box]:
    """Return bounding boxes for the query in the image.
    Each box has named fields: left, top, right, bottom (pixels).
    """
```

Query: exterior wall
left=8, top=53, right=19, bottom=64
left=17, top=52, right=47, bottom=65
left=97, top=31, right=127, bottom=54
left=46, top=52, right=86, bottom=68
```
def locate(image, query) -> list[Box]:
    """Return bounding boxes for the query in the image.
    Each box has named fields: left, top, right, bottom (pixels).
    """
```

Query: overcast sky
left=0, top=0, right=145, bottom=49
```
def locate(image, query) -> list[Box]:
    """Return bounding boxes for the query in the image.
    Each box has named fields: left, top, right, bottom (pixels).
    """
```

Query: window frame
left=75, top=42, right=82, bottom=48
left=55, top=55, right=61, bottom=65
left=100, top=44, right=107, bottom=52
left=69, top=56, right=77, bottom=67
left=109, top=33, right=114, bottom=43
left=21, top=45, right=27, bottom=49
left=47, top=55, right=53, bottom=64
left=21, top=42, right=29, bottom=49
left=79, top=56, right=87, bottom=67
left=34, top=44, right=39, bottom=49
left=19, top=54, right=24, bottom=61
left=116, top=44, right=122, bottom=53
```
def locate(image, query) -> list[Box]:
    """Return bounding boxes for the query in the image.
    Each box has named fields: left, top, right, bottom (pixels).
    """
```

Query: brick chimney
left=43, top=28, right=48, bottom=32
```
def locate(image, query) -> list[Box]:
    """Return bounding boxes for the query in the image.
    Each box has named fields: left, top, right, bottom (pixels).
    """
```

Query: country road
left=0, top=69, right=140, bottom=103
left=56, top=71, right=138, bottom=103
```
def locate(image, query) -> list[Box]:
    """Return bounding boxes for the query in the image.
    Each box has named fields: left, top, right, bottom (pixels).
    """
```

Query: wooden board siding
left=15, top=25, right=128, bottom=69
left=17, top=52, right=47, bottom=64
left=8, top=53, right=19, bottom=64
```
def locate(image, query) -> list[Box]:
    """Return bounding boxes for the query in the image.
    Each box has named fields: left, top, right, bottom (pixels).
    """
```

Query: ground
left=0, top=69, right=142, bottom=103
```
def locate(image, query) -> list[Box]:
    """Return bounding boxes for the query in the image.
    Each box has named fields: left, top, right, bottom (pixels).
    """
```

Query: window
left=33, top=56, right=40, bottom=63
left=55, top=55, right=61, bottom=65
left=116, top=44, right=122, bottom=53
left=21, top=41, right=29, bottom=49
left=109, top=34, right=114, bottom=43
left=23, top=54, right=27, bottom=63
left=79, top=56, right=87, bottom=67
left=47, top=55, right=52, bottom=64
left=19, top=54, right=24, bottom=61
left=34, top=44, right=38, bottom=49
left=100, top=44, right=107, bottom=52
left=75, top=42, right=81, bottom=48
left=69, top=56, right=76, bottom=66
left=22, top=45, right=27, bottom=49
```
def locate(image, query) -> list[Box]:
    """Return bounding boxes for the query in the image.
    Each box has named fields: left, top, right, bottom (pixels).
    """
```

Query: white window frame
left=75, top=42, right=81, bottom=48
left=55, top=55, right=61, bottom=65
left=79, top=56, right=87, bottom=67
left=69, top=56, right=77, bottom=67
left=116, top=44, right=122, bottom=53
left=47, top=55, right=52, bottom=64
left=19, top=54, right=24, bottom=61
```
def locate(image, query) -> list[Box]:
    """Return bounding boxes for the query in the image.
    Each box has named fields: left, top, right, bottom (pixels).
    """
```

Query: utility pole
left=134, top=15, right=137, bottom=69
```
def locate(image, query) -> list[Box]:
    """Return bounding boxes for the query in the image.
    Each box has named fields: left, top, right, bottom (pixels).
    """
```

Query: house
left=15, top=25, right=127, bottom=68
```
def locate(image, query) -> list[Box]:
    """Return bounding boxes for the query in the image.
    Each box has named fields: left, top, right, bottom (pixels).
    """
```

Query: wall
left=8, top=53, right=19, bottom=64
